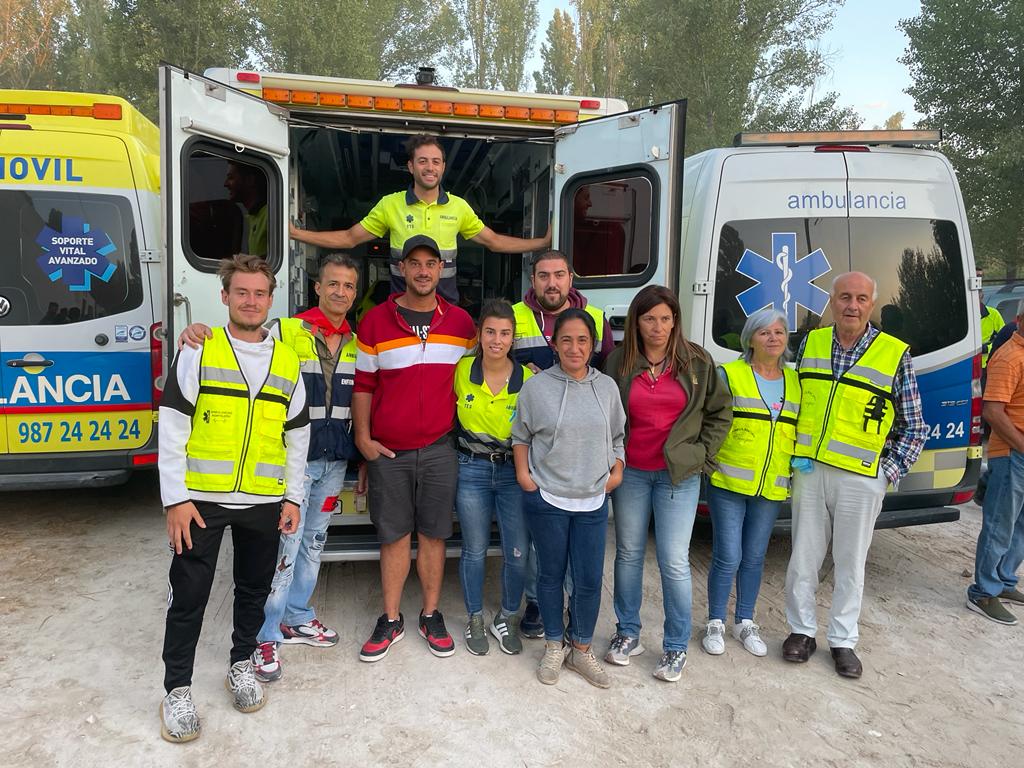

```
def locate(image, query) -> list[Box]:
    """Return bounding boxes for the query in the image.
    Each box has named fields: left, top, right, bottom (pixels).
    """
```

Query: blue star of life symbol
left=35, top=217, right=117, bottom=292
left=735, top=233, right=832, bottom=327
left=406, top=214, right=414, bottom=223
left=465, top=393, right=475, bottom=403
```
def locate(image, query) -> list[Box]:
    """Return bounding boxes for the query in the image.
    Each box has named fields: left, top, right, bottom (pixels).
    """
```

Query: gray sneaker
left=653, top=650, right=687, bottom=682
left=566, top=646, right=611, bottom=688
left=967, top=592, right=1018, bottom=625
left=490, top=612, right=523, bottom=655
left=537, top=640, right=566, bottom=685
left=604, top=632, right=644, bottom=666
left=225, top=659, right=266, bottom=712
left=999, top=587, right=1024, bottom=605
left=464, top=613, right=490, bottom=656
left=160, top=686, right=200, bottom=743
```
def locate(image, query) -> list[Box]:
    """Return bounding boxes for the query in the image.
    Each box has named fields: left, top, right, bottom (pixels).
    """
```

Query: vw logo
left=0, top=295, right=10, bottom=318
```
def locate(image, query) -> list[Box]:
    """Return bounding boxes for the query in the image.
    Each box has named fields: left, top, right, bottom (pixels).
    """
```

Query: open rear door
left=552, top=100, right=686, bottom=334
left=159, top=65, right=290, bottom=346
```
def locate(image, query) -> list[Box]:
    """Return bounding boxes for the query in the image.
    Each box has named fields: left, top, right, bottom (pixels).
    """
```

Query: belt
left=459, top=448, right=511, bottom=464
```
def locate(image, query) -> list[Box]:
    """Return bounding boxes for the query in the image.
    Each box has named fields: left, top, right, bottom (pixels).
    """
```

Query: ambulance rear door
left=159, top=65, right=290, bottom=346
left=552, top=100, right=686, bottom=334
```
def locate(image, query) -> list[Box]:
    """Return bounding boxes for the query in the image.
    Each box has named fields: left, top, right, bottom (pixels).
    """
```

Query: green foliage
left=447, top=0, right=539, bottom=90
left=533, top=9, right=577, bottom=93
left=0, top=0, right=69, bottom=89
left=901, top=0, right=1024, bottom=277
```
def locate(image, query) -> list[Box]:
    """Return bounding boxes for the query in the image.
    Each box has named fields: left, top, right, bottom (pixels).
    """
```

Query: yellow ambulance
left=0, top=90, right=163, bottom=489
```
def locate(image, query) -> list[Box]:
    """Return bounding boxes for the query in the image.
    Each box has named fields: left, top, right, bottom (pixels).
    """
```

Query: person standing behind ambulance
left=158, top=254, right=308, bottom=743
left=455, top=300, right=534, bottom=656
left=703, top=308, right=799, bottom=659
left=289, top=134, right=550, bottom=303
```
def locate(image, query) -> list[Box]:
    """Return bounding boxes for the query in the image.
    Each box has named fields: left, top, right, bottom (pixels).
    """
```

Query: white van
left=160, top=64, right=977, bottom=553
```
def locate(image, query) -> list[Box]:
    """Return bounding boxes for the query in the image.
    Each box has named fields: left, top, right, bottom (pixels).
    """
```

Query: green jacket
left=604, top=342, right=733, bottom=484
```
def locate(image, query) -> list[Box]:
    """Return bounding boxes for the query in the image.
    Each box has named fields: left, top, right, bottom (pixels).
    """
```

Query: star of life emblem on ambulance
left=35, top=217, right=118, bottom=292
left=735, top=232, right=832, bottom=327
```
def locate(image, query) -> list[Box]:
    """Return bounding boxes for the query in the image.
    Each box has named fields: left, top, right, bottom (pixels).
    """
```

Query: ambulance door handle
left=7, top=358, right=54, bottom=368
left=173, top=292, right=193, bottom=326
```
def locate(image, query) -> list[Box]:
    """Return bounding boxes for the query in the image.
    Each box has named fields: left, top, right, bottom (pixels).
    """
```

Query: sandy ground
left=0, top=473, right=1021, bottom=768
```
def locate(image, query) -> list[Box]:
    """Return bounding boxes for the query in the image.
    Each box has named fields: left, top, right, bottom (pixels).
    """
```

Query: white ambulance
left=160, top=65, right=978, bottom=555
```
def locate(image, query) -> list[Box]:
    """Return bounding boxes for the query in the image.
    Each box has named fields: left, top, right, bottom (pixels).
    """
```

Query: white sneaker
left=701, top=620, right=726, bottom=655
left=225, top=660, right=266, bottom=713
left=733, top=619, right=768, bottom=657
left=160, top=686, right=200, bottom=743
left=604, top=632, right=644, bottom=665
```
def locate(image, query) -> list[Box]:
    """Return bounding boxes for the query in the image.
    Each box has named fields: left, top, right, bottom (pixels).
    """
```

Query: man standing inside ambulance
left=783, top=272, right=926, bottom=679
left=157, top=254, right=309, bottom=743
left=288, top=134, right=550, bottom=303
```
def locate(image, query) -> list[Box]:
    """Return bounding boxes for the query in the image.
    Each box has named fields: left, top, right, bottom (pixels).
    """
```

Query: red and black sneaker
left=359, top=613, right=405, bottom=663
left=418, top=610, right=456, bottom=657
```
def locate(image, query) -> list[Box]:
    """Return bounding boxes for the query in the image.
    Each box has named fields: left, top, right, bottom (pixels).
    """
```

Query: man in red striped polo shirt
left=353, top=234, right=477, bottom=661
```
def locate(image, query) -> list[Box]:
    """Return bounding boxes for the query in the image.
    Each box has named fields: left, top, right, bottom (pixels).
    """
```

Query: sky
left=529, top=0, right=924, bottom=129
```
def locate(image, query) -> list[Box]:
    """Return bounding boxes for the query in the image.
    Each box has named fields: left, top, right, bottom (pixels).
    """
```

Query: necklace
left=647, top=356, right=667, bottom=379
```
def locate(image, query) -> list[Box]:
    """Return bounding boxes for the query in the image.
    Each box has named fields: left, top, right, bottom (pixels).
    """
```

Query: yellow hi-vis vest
left=710, top=360, right=800, bottom=500
left=185, top=327, right=301, bottom=495
left=794, top=327, right=907, bottom=477
left=512, top=301, right=604, bottom=367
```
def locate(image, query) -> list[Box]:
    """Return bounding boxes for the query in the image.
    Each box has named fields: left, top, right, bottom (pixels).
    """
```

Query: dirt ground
left=0, top=473, right=1021, bottom=768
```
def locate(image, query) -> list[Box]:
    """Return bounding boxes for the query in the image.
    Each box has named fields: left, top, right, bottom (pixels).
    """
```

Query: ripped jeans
left=456, top=454, right=529, bottom=616
left=257, top=457, right=346, bottom=643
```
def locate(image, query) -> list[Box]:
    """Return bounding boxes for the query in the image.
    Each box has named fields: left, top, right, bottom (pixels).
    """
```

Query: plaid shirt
left=796, top=324, right=927, bottom=485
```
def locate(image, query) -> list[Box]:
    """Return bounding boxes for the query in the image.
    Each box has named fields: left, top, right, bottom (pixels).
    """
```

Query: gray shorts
left=366, top=434, right=457, bottom=544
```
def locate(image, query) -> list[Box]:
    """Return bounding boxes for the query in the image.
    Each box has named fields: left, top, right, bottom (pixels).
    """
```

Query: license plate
left=8, top=410, right=154, bottom=453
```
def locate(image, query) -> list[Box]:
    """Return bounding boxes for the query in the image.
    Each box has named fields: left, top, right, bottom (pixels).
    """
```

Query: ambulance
left=0, top=91, right=163, bottom=490
left=160, top=66, right=978, bottom=556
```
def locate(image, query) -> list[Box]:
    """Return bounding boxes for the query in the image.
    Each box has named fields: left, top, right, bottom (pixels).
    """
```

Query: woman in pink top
left=602, top=286, right=732, bottom=682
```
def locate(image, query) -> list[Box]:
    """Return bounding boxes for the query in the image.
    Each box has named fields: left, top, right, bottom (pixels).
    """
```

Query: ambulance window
left=564, top=172, right=656, bottom=285
left=712, top=218, right=849, bottom=353
left=182, top=142, right=280, bottom=272
left=850, top=218, right=968, bottom=356
left=0, top=191, right=143, bottom=326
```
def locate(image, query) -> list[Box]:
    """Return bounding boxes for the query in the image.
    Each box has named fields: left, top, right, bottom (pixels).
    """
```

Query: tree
left=448, top=0, right=539, bottom=90
left=614, top=0, right=859, bottom=153
left=0, top=0, right=69, bottom=89
left=533, top=8, right=577, bottom=93
left=255, top=0, right=463, bottom=83
left=901, top=1, right=1024, bottom=277
left=883, top=111, right=905, bottom=130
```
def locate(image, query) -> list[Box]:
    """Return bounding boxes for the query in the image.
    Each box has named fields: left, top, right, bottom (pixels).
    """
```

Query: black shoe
left=782, top=632, right=817, bottom=662
left=520, top=601, right=544, bottom=639
left=830, top=647, right=863, bottom=678
left=359, top=613, right=404, bottom=662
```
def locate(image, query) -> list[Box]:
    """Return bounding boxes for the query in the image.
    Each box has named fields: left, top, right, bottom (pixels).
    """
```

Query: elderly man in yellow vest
left=157, top=254, right=310, bottom=743
left=782, top=272, right=927, bottom=679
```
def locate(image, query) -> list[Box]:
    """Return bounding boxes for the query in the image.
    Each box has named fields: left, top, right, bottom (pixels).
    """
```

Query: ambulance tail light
left=91, top=103, right=123, bottom=120
left=132, top=452, right=158, bottom=466
left=951, top=489, right=975, bottom=505
left=236, top=71, right=261, bottom=84
left=815, top=145, right=870, bottom=153
left=580, top=99, right=601, bottom=109
left=151, top=322, right=164, bottom=408
left=970, top=352, right=983, bottom=446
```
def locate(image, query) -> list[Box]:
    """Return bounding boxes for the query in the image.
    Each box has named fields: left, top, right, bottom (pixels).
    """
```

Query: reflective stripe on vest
left=511, top=301, right=604, bottom=368
left=794, top=327, right=906, bottom=477
left=709, top=360, right=800, bottom=501
left=185, top=327, right=300, bottom=496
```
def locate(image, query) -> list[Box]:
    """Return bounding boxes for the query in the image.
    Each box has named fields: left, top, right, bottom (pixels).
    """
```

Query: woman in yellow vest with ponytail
left=702, top=307, right=799, bottom=658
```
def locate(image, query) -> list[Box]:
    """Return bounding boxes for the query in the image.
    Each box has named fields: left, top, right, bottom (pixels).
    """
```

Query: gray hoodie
left=512, top=365, right=626, bottom=499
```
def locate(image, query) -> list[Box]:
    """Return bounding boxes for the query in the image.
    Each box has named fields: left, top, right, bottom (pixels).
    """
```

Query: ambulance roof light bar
left=734, top=129, right=943, bottom=147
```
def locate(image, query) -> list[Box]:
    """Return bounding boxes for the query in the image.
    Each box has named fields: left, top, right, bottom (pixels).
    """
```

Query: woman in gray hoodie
left=512, top=308, right=626, bottom=689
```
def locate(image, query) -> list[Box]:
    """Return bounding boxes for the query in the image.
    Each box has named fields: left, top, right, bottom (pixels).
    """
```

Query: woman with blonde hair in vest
left=702, top=307, right=799, bottom=658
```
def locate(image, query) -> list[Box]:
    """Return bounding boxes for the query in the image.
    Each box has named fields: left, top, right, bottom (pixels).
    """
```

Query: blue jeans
left=258, top=458, right=346, bottom=643
left=523, top=490, right=608, bottom=645
left=969, top=452, right=1024, bottom=600
left=706, top=484, right=781, bottom=622
left=455, top=455, right=529, bottom=615
left=611, top=469, right=700, bottom=652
